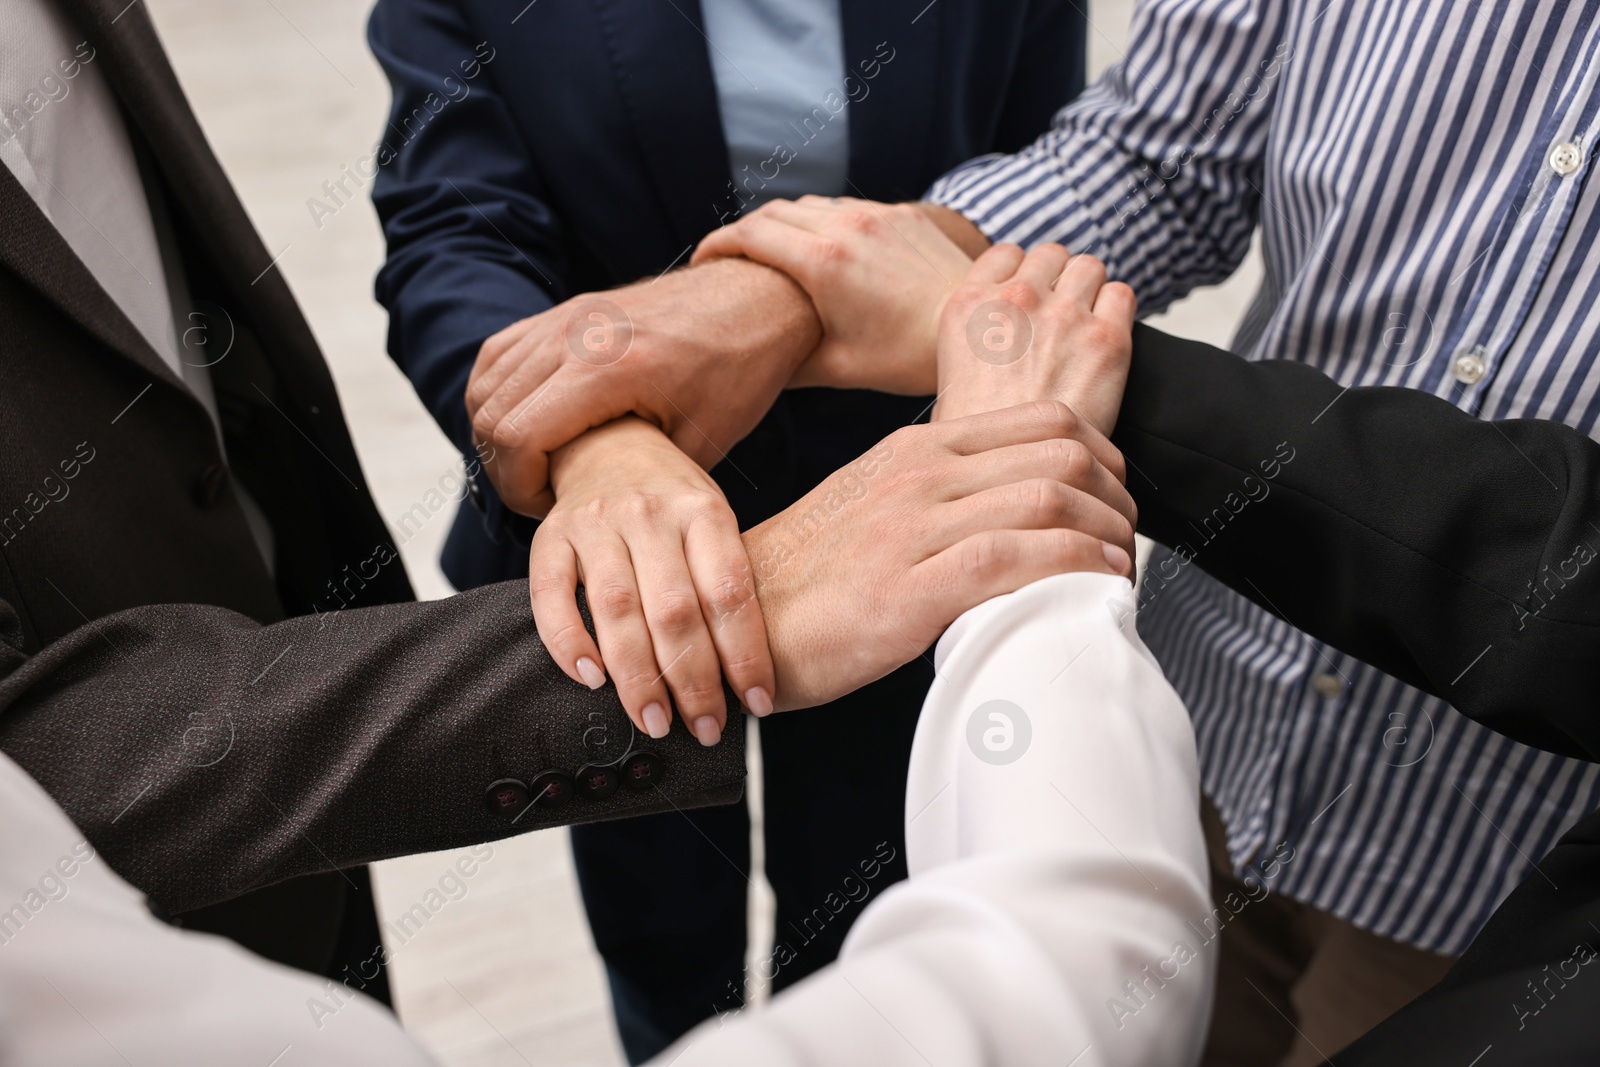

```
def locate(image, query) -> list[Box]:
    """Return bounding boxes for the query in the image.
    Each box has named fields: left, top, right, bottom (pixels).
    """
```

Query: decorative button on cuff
left=575, top=764, right=620, bottom=801
left=484, top=778, right=530, bottom=816
left=1551, top=141, right=1583, bottom=177
left=621, top=751, right=663, bottom=791
left=1452, top=349, right=1486, bottom=385
left=529, top=770, right=575, bottom=807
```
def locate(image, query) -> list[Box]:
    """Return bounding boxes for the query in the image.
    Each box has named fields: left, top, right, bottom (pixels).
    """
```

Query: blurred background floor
left=142, top=0, right=1259, bottom=1062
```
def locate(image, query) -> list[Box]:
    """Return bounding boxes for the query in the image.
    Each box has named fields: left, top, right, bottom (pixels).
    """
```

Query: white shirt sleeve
left=0, top=750, right=437, bottom=1067
left=654, top=572, right=1213, bottom=1067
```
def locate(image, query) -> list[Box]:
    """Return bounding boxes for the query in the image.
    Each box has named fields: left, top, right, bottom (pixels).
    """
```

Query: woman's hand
left=530, top=417, right=775, bottom=745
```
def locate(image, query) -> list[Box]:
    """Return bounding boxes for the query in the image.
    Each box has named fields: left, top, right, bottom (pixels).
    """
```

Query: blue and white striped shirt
left=930, top=0, right=1600, bottom=955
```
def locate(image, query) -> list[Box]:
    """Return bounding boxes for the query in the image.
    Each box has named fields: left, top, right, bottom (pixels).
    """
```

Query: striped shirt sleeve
left=928, top=0, right=1292, bottom=315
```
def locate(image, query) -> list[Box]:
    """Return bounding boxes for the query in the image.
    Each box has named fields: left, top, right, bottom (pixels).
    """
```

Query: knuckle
left=540, top=617, right=590, bottom=654
left=672, top=676, right=726, bottom=709
left=813, top=236, right=850, bottom=266
left=998, top=280, right=1042, bottom=313
left=591, top=583, right=640, bottom=621
left=960, top=533, right=1012, bottom=581
left=1027, top=398, right=1077, bottom=436
left=647, top=590, right=702, bottom=634
left=706, top=573, right=754, bottom=619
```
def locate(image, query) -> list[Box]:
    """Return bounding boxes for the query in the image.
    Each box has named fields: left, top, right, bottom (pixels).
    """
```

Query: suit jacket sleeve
left=367, top=0, right=568, bottom=458
left=0, top=580, right=743, bottom=914
left=1115, top=322, right=1600, bottom=763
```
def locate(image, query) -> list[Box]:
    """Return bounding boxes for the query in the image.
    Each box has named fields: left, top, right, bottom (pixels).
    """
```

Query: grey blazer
left=0, top=0, right=741, bottom=925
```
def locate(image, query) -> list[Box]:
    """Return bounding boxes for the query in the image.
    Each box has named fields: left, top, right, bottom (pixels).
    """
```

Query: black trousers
left=572, top=655, right=932, bottom=1063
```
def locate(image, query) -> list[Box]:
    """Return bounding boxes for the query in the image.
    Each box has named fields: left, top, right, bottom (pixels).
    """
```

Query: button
left=575, top=764, right=620, bottom=801
left=466, top=470, right=486, bottom=514
left=1311, top=673, right=1343, bottom=698
left=484, top=777, right=529, bottom=816
left=1550, top=141, right=1583, bottom=176
left=620, top=751, right=664, bottom=791
left=1452, top=349, right=1486, bottom=385
left=529, top=770, right=574, bottom=807
left=193, top=463, right=228, bottom=507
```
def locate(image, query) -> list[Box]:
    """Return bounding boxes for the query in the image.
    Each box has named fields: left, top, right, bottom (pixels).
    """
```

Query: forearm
left=0, top=584, right=743, bottom=912
left=1117, top=324, right=1600, bottom=760
left=660, top=573, right=1211, bottom=1065
left=924, top=0, right=1290, bottom=312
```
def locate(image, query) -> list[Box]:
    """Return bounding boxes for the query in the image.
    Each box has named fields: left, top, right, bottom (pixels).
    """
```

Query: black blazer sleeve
left=0, top=581, right=742, bottom=914
left=1116, top=323, right=1600, bottom=763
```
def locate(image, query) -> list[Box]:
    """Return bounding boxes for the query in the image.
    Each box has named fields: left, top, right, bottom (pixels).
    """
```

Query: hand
left=746, top=402, right=1137, bottom=711
left=934, top=244, right=1137, bottom=437
left=466, top=259, right=821, bottom=517
left=692, top=196, right=971, bottom=396
left=531, top=417, right=774, bottom=746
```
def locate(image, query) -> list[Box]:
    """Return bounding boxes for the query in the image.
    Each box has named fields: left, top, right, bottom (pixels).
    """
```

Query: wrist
left=918, top=202, right=991, bottom=258
left=550, top=416, right=672, bottom=494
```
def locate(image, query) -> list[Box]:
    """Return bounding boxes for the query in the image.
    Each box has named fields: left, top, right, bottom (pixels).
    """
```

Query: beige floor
left=143, top=0, right=1257, bottom=1063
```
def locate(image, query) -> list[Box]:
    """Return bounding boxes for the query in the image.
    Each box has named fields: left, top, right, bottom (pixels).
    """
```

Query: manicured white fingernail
left=1103, top=543, right=1132, bottom=575
left=692, top=716, right=723, bottom=747
left=744, top=687, right=773, bottom=716
left=642, top=702, right=671, bottom=739
left=576, top=656, right=606, bottom=690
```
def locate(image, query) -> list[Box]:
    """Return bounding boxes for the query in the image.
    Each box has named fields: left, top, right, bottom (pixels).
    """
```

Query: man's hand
left=935, top=244, right=1136, bottom=437
left=465, top=259, right=821, bottom=516
left=531, top=418, right=774, bottom=747
left=692, top=196, right=971, bottom=396
left=746, top=402, right=1136, bottom=711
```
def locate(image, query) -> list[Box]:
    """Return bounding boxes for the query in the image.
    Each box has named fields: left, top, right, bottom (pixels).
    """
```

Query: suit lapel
left=0, top=143, right=184, bottom=390
left=54, top=0, right=356, bottom=442
left=590, top=0, right=733, bottom=248
left=841, top=0, right=944, bottom=202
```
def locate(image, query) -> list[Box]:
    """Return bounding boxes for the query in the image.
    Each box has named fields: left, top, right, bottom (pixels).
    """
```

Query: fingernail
left=1103, top=542, right=1132, bottom=576
left=575, top=656, right=606, bottom=690
left=692, top=716, right=723, bottom=747
left=642, top=702, right=671, bottom=738
left=744, top=686, right=773, bottom=716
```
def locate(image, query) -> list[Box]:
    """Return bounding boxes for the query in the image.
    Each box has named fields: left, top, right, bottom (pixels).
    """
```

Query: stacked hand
left=692, top=195, right=971, bottom=395
left=485, top=196, right=1138, bottom=736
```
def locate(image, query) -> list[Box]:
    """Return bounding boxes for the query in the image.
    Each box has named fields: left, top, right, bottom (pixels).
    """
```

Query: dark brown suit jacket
left=0, top=0, right=742, bottom=968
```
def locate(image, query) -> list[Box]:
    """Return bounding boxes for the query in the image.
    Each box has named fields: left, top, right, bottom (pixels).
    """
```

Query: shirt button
left=1452, top=349, right=1487, bottom=385
left=1550, top=141, right=1583, bottom=176
left=1311, top=673, right=1343, bottom=698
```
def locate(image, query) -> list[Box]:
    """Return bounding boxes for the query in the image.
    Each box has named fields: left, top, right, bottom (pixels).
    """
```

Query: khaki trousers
left=1198, top=798, right=1457, bottom=1067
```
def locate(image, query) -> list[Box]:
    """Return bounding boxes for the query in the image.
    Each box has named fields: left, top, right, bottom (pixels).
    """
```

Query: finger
left=466, top=319, right=555, bottom=415
left=1013, top=243, right=1072, bottom=291
left=576, top=532, right=676, bottom=740
left=1056, top=252, right=1110, bottom=308
left=934, top=478, right=1135, bottom=561
left=469, top=328, right=567, bottom=429
left=631, top=527, right=732, bottom=745
left=947, top=437, right=1137, bottom=530
left=683, top=502, right=776, bottom=716
left=963, top=242, right=1026, bottom=285
left=1093, top=280, right=1138, bottom=327
left=916, top=529, right=1135, bottom=615
left=932, top=399, right=1107, bottom=460
left=691, top=214, right=835, bottom=285
left=527, top=533, right=608, bottom=691
left=469, top=314, right=539, bottom=391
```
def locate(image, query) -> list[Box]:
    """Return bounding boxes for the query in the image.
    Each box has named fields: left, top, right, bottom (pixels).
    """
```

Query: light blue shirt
left=701, top=0, right=849, bottom=211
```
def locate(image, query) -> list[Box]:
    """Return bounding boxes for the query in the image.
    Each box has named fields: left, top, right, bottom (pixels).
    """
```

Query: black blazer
left=0, top=0, right=741, bottom=918
left=1119, top=325, right=1600, bottom=1064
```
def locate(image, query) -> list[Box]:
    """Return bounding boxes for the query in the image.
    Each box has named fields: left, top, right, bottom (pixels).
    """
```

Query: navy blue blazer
left=368, top=0, right=1085, bottom=585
